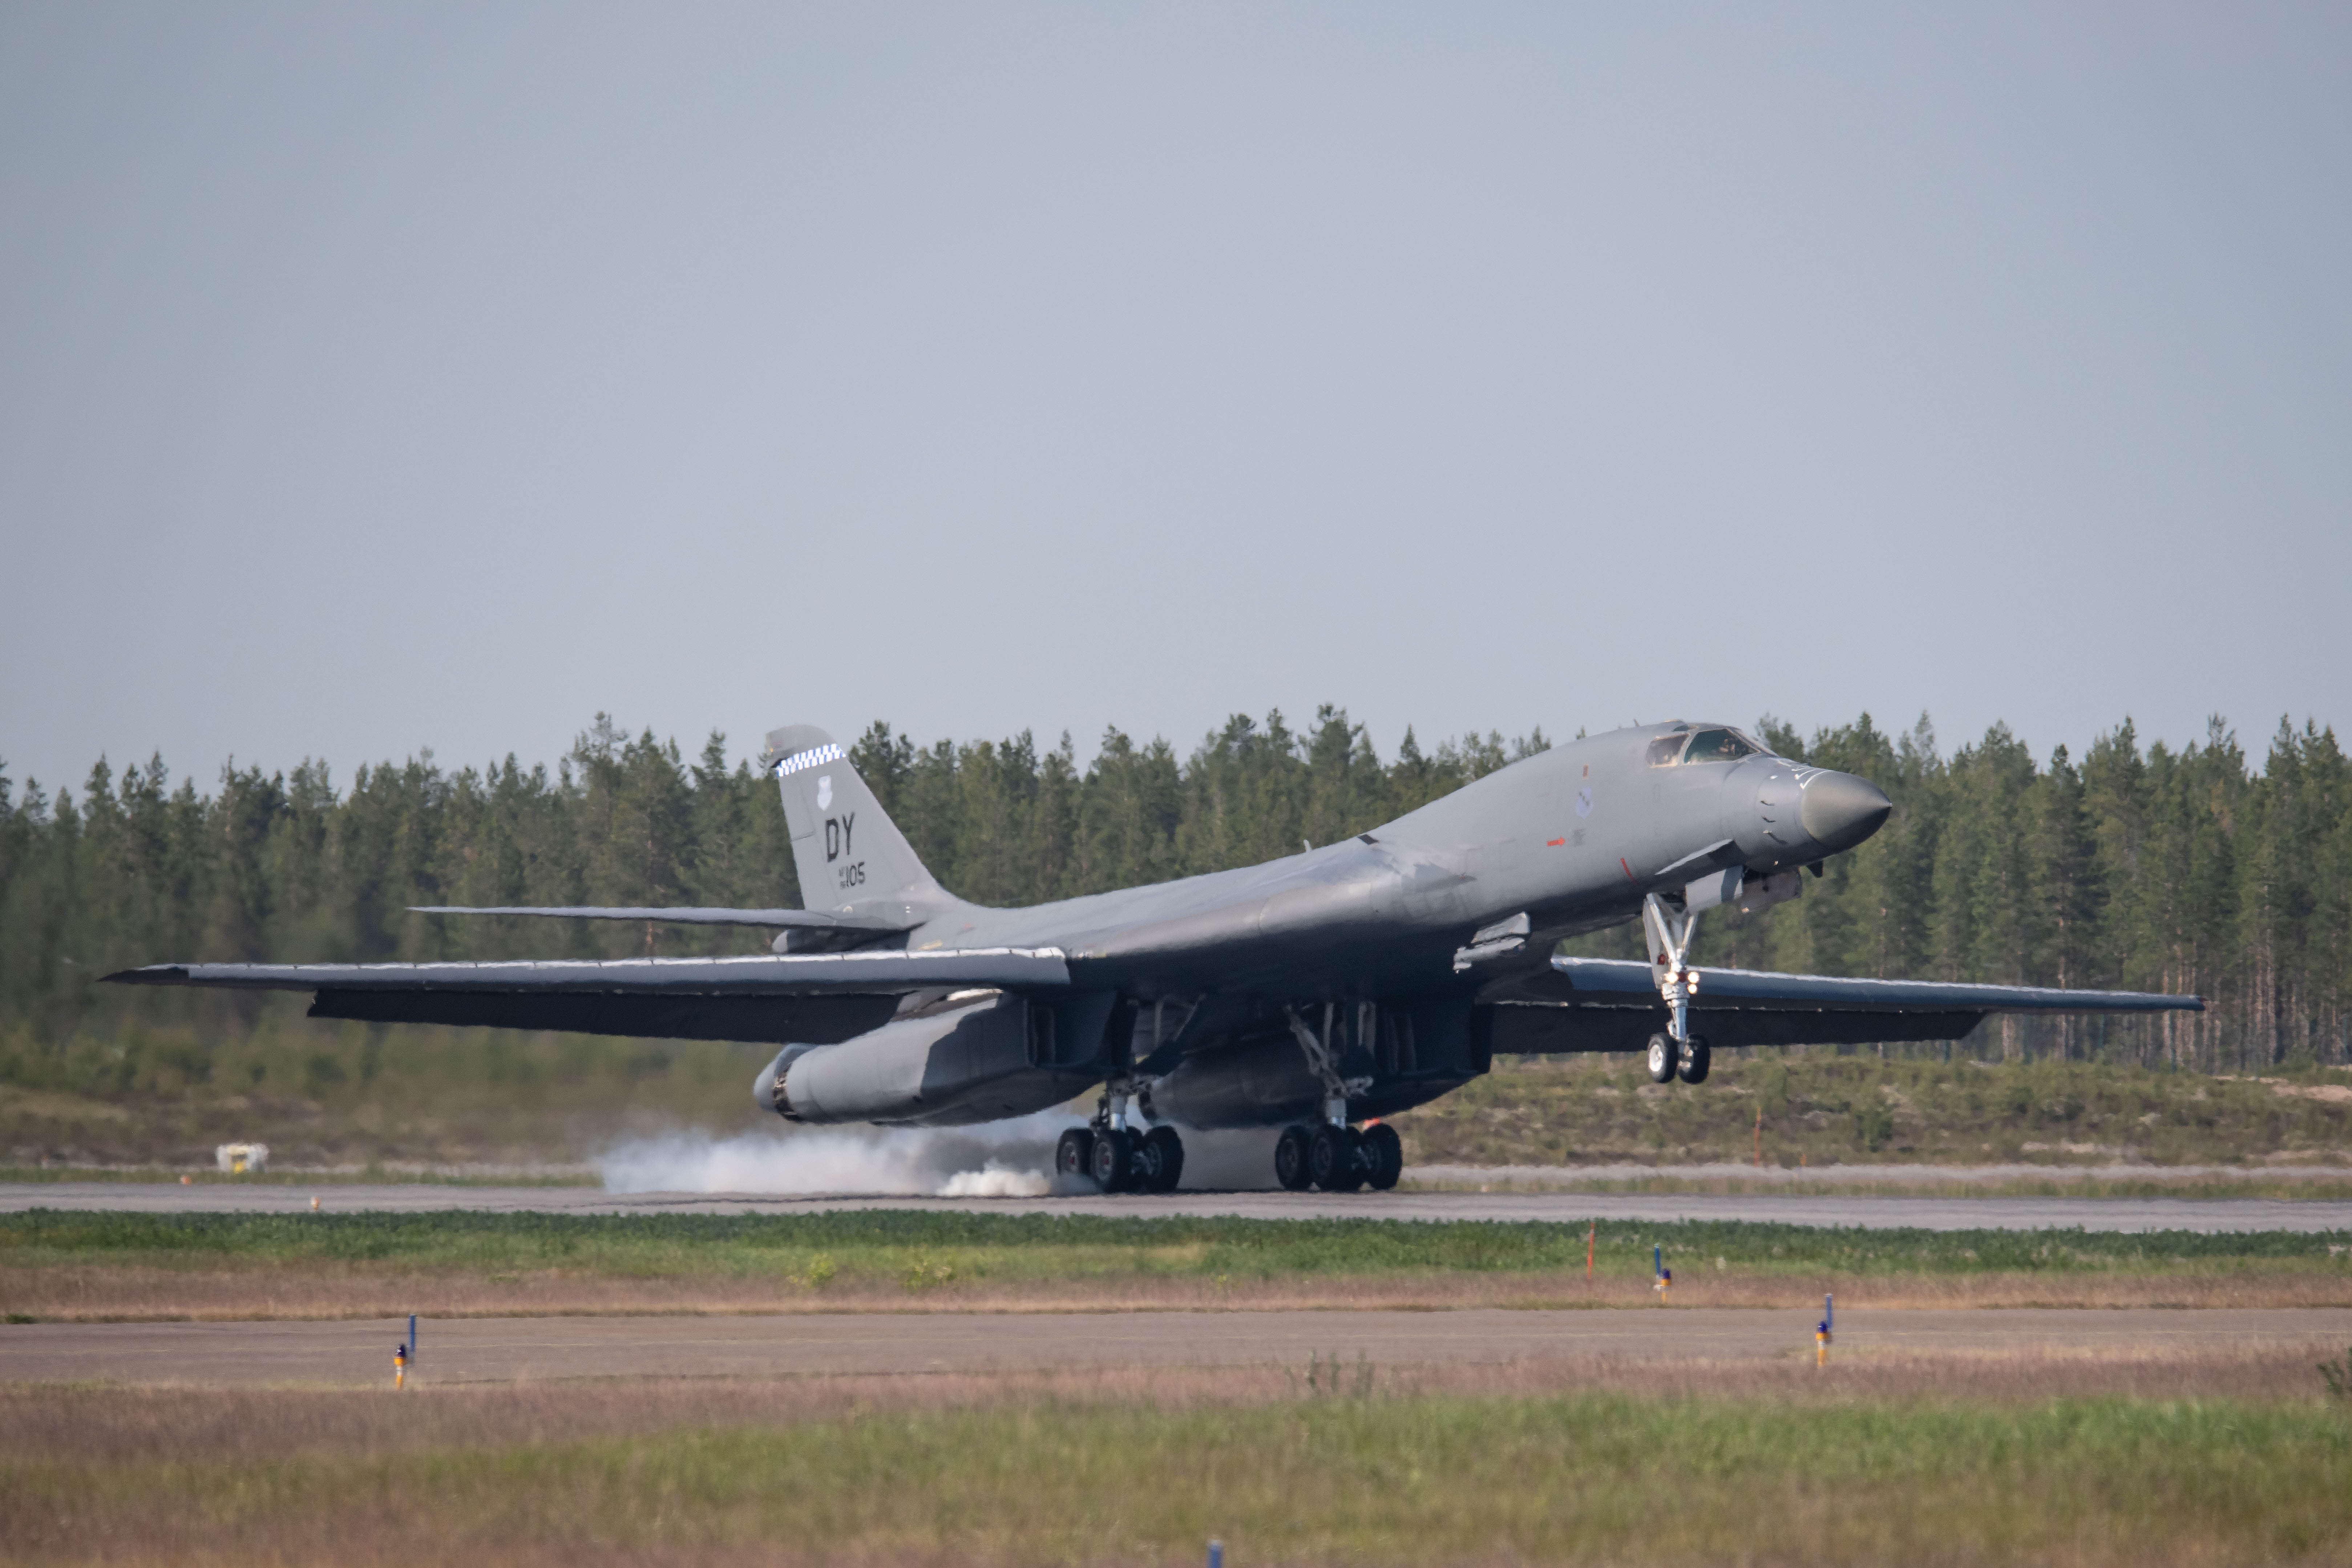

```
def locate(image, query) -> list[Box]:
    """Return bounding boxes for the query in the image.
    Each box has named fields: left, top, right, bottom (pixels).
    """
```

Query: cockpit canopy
left=1645, top=725, right=1766, bottom=767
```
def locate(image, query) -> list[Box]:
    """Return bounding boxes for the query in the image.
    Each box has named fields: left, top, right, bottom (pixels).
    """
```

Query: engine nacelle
left=751, top=994, right=1074, bottom=1128
left=1138, top=1037, right=1325, bottom=1131
left=1141, top=1002, right=1494, bottom=1130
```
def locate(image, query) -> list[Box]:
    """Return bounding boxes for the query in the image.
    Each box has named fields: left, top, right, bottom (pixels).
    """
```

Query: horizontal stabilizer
left=409, top=905, right=912, bottom=932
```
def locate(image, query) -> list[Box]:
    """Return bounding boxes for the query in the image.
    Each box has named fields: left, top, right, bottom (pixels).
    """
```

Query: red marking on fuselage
left=1547, top=837, right=1565, bottom=847
left=1620, top=857, right=1635, bottom=881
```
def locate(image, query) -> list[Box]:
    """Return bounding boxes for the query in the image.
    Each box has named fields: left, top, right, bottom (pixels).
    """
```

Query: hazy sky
left=4, top=3, right=2347, bottom=797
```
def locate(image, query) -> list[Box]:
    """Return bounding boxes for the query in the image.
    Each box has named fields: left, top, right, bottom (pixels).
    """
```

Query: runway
left=7, top=1182, right=2350, bottom=1232
left=8, top=1306, right=2349, bottom=1388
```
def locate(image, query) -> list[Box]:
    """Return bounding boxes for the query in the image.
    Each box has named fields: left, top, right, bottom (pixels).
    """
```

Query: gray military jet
left=111, top=719, right=2201, bottom=1193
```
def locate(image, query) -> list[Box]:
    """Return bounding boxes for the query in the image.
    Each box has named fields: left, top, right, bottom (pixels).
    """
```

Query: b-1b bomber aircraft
left=113, top=719, right=2202, bottom=1193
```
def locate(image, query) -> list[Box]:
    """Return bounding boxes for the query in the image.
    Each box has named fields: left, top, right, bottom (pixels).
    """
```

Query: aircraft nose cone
left=1799, top=771, right=1892, bottom=853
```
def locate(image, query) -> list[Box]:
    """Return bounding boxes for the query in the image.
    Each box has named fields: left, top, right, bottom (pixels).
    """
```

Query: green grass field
left=11, top=1022, right=2352, bottom=1173
left=1399, top=1053, right=2352, bottom=1168
left=8, top=1207, right=2350, bottom=1279
left=11, top=1213, right=2352, bottom=1561
left=6, top=1211, right=2349, bottom=1321
left=8, top=1385, right=2349, bottom=1565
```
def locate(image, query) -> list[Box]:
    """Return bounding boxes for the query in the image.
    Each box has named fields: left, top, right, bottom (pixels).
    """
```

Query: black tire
left=1142, top=1126, right=1185, bottom=1192
left=1090, top=1127, right=1132, bottom=1192
left=1274, top=1126, right=1314, bottom=1191
left=1361, top=1123, right=1403, bottom=1191
left=1309, top=1124, right=1363, bottom=1192
left=1646, top=1033, right=1677, bottom=1083
left=1678, top=1036, right=1712, bottom=1084
left=1055, top=1128, right=1095, bottom=1180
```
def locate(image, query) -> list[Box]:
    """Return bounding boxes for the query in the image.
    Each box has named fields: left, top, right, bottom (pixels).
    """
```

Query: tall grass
left=7, top=1390, right=2349, bottom=1565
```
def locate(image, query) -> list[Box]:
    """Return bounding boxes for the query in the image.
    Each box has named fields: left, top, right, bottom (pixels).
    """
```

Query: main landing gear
left=1062, top=1118, right=1404, bottom=1195
left=1273, top=1121, right=1403, bottom=1193
left=1067, top=1003, right=1413, bottom=1197
left=1264, top=1004, right=1401, bottom=1192
left=1059, top=1123, right=1185, bottom=1194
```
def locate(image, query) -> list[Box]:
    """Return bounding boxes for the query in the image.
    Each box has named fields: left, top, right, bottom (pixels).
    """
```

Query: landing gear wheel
left=1677, top=1036, right=1712, bottom=1085
left=1089, top=1127, right=1133, bottom=1192
left=1309, top=1125, right=1364, bottom=1192
left=1361, top=1123, right=1404, bottom=1191
left=1274, top=1126, right=1314, bottom=1191
left=1127, top=1129, right=1165, bottom=1190
left=1646, top=1033, right=1677, bottom=1083
left=1056, top=1128, right=1096, bottom=1181
left=1141, top=1126, right=1185, bottom=1193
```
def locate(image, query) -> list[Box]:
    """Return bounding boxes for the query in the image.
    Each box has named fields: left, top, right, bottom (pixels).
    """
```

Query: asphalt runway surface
left=9, top=1307, right=2351, bottom=1388
left=7, top=1182, right=2350, bottom=1232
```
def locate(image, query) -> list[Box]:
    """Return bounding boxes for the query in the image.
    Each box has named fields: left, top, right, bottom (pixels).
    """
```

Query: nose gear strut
left=1642, top=892, right=1704, bottom=1047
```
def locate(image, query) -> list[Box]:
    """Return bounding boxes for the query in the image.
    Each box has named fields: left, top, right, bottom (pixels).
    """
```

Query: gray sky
left=4, top=3, right=2347, bottom=797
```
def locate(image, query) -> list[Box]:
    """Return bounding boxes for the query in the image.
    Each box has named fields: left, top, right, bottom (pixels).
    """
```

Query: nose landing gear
left=1643, top=892, right=1717, bottom=1087
left=1646, top=1032, right=1714, bottom=1085
left=1678, top=1037, right=1711, bottom=1084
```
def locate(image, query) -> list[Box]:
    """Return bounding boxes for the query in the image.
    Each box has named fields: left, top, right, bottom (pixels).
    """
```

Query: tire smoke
left=597, top=1111, right=1083, bottom=1196
left=595, top=1116, right=1282, bottom=1196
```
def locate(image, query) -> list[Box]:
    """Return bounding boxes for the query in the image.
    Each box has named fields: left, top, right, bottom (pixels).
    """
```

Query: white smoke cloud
left=597, top=1110, right=1079, bottom=1196
left=938, top=1160, right=1053, bottom=1198
left=596, top=1114, right=1281, bottom=1196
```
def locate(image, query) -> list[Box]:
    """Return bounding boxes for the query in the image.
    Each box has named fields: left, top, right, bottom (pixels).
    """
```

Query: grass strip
left=0, top=1166, right=598, bottom=1186
left=7, top=1392, right=2350, bottom=1565
left=4, top=1209, right=2349, bottom=1284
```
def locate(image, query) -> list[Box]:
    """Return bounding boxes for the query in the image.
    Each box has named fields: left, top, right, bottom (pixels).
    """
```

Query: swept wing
left=104, top=949, right=1069, bottom=1046
left=1486, top=955, right=2202, bottom=1052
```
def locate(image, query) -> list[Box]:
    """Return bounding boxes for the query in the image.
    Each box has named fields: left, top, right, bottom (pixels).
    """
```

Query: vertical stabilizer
left=760, top=726, right=948, bottom=918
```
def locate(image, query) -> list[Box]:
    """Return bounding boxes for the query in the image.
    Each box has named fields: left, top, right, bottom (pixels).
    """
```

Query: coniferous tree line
left=0, top=706, right=2345, bottom=1077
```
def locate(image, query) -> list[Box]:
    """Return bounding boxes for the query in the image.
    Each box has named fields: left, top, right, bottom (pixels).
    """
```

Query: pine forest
left=2, top=706, right=2347, bottom=1091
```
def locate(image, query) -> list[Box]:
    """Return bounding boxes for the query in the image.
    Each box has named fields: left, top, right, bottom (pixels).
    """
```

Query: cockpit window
left=1645, top=732, right=1690, bottom=767
left=1681, top=728, right=1758, bottom=764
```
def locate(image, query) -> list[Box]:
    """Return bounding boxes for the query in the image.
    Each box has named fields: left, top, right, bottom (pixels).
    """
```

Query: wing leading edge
left=103, top=949, right=1070, bottom=1047
left=1486, top=955, right=2202, bottom=1053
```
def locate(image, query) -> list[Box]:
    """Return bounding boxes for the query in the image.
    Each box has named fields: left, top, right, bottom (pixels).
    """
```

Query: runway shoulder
left=7, top=1182, right=2352, bottom=1232
left=9, top=1305, right=2352, bottom=1388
